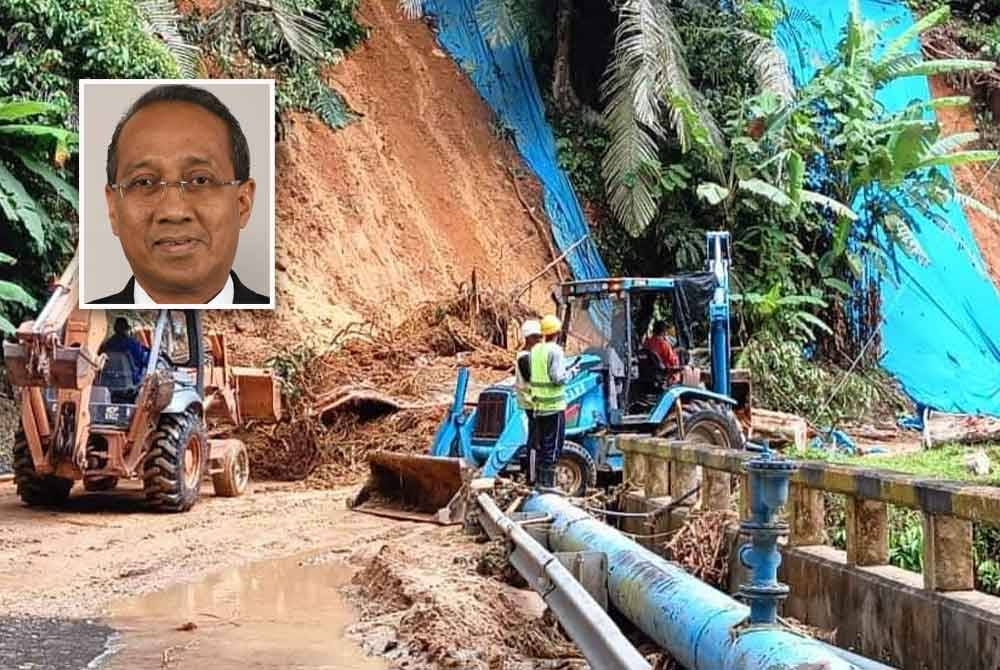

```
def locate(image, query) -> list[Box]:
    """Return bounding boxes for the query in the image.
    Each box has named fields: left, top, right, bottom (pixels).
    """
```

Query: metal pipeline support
left=476, top=494, right=651, bottom=670
left=523, top=492, right=882, bottom=670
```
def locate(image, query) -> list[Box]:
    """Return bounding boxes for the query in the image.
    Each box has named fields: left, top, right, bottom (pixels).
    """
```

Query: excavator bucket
left=350, top=451, right=471, bottom=525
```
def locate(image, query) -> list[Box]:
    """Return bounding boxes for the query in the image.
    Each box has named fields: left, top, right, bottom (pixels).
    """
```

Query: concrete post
left=703, top=469, right=732, bottom=511
left=923, top=514, right=975, bottom=591
left=670, top=462, right=700, bottom=503
left=788, top=483, right=826, bottom=546
left=625, top=452, right=647, bottom=490
left=646, top=455, right=670, bottom=498
left=845, top=498, right=889, bottom=566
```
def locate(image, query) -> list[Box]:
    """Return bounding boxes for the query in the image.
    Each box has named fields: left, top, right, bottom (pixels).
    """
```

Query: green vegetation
left=0, top=101, right=78, bottom=333
left=181, top=0, right=367, bottom=130
left=824, top=491, right=1000, bottom=594
left=536, top=1, right=999, bottom=420
left=0, top=0, right=183, bottom=333
left=0, top=0, right=181, bottom=117
left=791, top=444, right=1000, bottom=485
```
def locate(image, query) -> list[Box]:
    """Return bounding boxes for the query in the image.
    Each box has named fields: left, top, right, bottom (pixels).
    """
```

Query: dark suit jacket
left=89, top=271, right=269, bottom=305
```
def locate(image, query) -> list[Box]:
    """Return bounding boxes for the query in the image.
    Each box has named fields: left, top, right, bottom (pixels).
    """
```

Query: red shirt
left=643, top=335, right=678, bottom=369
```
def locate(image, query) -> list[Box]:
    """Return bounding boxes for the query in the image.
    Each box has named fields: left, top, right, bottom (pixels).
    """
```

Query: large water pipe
left=522, top=491, right=880, bottom=670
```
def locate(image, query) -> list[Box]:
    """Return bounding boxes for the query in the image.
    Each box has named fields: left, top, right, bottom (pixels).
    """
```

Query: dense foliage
left=0, top=0, right=183, bottom=332
left=544, top=1, right=998, bottom=417
left=181, top=0, right=367, bottom=131
left=0, top=0, right=180, bottom=118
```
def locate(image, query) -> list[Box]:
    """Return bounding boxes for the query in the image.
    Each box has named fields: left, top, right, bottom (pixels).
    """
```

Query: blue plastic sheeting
left=780, top=1, right=1000, bottom=415
left=423, top=0, right=609, bottom=295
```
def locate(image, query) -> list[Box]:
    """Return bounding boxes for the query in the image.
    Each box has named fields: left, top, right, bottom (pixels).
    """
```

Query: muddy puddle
left=100, top=553, right=386, bottom=669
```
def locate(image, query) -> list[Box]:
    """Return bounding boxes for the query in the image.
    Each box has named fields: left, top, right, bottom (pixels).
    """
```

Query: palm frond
left=135, top=0, right=201, bottom=77
left=880, top=5, right=950, bottom=65
left=399, top=0, right=424, bottom=19
left=601, top=96, right=662, bottom=236
left=602, top=0, right=724, bottom=233
left=955, top=191, right=1000, bottom=222
left=270, top=0, right=330, bottom=61
left=476, top=0, right=526, bottom=48
left=736, top=30, right=794, bottom=101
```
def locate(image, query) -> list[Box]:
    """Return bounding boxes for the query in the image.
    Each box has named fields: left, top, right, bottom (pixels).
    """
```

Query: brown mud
left=104, top=553, right=386, bottom=670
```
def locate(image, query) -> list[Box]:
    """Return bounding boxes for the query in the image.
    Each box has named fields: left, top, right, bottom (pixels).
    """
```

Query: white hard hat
left=521, top=319, right=542, bottom=338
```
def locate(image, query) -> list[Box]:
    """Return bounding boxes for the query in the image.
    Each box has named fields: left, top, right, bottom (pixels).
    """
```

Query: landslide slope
left=208, top=0, right=558, bottom=362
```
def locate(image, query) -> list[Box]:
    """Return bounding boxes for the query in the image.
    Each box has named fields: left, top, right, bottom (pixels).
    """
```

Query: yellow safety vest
left=529, top=341, right=566, bottom=413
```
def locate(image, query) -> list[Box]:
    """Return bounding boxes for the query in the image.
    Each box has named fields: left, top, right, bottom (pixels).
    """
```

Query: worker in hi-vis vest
left=515, top=319, right=542, bottom=485
left=529, top=314, right=575, bottom=492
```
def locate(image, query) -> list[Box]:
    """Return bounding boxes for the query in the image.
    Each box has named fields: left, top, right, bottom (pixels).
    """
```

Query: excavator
left=2, top=252, right=281, bottom=511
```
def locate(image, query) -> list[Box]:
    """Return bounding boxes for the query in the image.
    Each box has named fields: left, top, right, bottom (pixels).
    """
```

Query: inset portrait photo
left=79, top=79, right=275, bottom=309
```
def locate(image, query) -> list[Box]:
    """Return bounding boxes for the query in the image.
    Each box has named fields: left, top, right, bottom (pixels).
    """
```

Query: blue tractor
left=352, top=232, right=750, bottom=521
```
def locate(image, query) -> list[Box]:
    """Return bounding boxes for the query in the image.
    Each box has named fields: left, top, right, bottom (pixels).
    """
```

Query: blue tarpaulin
left=781, top=1, right=1000, bottom=415
left=424, top=0, right=609, bottom=290
left=426, top=0, right=1000, bottom=415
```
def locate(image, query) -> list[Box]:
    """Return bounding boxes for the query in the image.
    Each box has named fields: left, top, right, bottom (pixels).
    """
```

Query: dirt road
left=0, top=479, right=398, bottom=619
left=0, top=479, right=585, bottom=669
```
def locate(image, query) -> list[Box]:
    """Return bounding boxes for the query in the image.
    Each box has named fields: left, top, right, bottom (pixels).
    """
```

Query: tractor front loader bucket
left=350, top=452, right=472, bottom=525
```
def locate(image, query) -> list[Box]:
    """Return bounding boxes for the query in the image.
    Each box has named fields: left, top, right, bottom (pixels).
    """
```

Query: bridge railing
left=617, top=436, right=1000, bottom=593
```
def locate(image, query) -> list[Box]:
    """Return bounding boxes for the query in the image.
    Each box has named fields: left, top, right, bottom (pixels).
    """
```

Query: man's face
left=105, top=101, right=255, bottom=299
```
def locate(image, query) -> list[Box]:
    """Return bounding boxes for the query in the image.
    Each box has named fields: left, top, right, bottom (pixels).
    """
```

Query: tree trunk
left=552, top=0, right=580, bottom=112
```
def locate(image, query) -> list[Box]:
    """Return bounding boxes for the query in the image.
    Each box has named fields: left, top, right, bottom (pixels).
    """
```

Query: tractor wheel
left=13, top=433, right=73, bottom=506
left=554, top=441, right=597, bottom=497
left=142, top=409, right=206, bottom=513
left=83, top=476, right=119, bottom=492
left=212, top=441, right=250, bottom=498
left=654, top=399, right=743, bottom=449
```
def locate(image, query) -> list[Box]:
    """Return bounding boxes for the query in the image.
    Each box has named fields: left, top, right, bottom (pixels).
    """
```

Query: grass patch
left=789, top=444, right=1000, bottom=486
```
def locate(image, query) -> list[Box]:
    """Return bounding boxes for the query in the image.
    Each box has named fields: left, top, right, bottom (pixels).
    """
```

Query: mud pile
left=346, top=528, right=585, bottom=669
left=245, top=285, right=537, bottom=485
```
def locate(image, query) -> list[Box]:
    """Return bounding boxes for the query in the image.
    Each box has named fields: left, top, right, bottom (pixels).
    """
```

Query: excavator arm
left=3, top=251, right=107, bottom=474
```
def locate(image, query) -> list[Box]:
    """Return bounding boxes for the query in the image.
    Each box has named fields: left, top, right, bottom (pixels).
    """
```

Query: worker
left=98, top=316, right=149, bottom=383
left=515, top=319, right=542, bottom=485
left=643, top=319, right=679, bottom=373
left=529, top=314, right=573, bottom=493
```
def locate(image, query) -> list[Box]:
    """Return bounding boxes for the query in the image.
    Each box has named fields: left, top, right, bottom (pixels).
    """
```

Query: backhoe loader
left=2, top=252, right=281, bottom=511
left=352, top=232, right=750, bottom=523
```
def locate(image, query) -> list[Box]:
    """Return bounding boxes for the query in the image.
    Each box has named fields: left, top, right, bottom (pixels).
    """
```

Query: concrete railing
left=617, top=436, right=1000, bottom=593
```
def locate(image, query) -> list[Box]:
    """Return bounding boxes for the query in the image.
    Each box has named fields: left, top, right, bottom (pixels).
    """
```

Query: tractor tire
left=212, top=441, right=250, bottom=498
left=654, top=399, right=744, bottom=450
left=554, top=441, right=597, bottom=497
left=83, top=476, right=119, bottom=492
left=12, top=433, right=73, bottom=506
left=142, top=409, right=206, bottom=513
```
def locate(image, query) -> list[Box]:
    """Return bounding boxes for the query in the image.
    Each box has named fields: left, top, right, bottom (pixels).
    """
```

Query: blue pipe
left=523, top=494, right=864, bottom=670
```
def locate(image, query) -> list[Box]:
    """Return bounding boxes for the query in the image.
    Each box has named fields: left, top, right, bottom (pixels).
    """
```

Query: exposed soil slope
left=930, top=76, right=1000, bottom=290
left=207, top=0, right=558, bottom=362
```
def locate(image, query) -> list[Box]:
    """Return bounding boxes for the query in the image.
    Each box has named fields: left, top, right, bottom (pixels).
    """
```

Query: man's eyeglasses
left=109, top=177, right=244, bottom=205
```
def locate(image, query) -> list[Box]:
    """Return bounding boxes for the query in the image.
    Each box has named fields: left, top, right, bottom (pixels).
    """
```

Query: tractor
left=353, top=232, right=751, bottom=521
left=2, top=253, right=280, bottom=511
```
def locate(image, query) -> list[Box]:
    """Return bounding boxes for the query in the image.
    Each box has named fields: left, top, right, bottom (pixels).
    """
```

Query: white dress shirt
left=133, top=275, right=235, bottom=306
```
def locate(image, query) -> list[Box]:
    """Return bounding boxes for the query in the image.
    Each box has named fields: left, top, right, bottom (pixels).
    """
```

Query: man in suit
left=90, top=84, right=268, bottom=306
